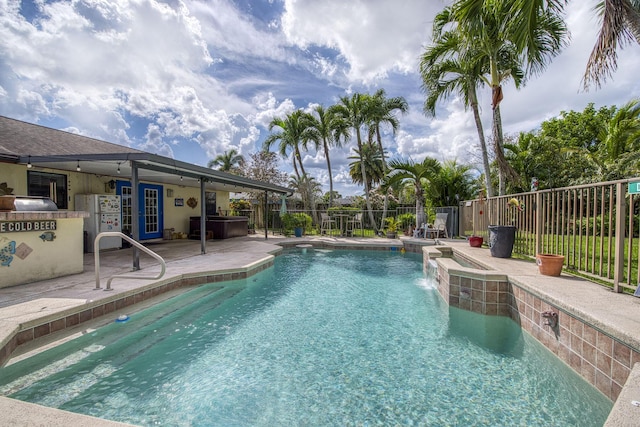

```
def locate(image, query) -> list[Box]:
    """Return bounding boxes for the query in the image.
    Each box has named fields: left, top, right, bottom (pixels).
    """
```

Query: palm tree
left=583, top=0, right=640, bottom=89
left=386, top=157, right=442, bottom=228
left=504, top=0, right=640, bottom=90
left=367, top=89, right=408, bottom=170
left=263, top=110, right=312, bottom=179
left=207, top=149, right=244, bottom=173
left=429, top=159, right=478, bottom=207
left=332, top=93, right=379, bottom=231
left=367, top=89, right=409, bottom=229
left=599, top=99, right=640, bottom=159
left=448, top=0, right=567, bottom=195
left=305, top=105, right=349, bottom=208
left=289, top=173, right=322, bottom=216
left=348, top=143, right=386, bottom=190
left=420, top=9, right=494, bottom=196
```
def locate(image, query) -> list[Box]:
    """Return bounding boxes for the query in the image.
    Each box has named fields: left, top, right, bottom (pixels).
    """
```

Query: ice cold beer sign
left=0, top=220, right=57, bottom=233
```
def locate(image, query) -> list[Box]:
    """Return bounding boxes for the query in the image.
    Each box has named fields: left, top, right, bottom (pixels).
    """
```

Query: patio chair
left=320, top=213, right=336, bottom=236
left=425, top=213, right=449, bottom=239
left=346, top=213, right=363, bottom=236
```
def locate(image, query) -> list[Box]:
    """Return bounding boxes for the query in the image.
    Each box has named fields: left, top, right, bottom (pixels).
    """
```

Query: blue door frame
left=116, top=181, right=164, bottom=240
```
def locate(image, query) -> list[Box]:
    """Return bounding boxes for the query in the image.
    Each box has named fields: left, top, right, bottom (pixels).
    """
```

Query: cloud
left=0, top=0, right=638, bottom=197
left=140, top=123, right=175, bottom=158
left=281, top=0, right=445, bottom=84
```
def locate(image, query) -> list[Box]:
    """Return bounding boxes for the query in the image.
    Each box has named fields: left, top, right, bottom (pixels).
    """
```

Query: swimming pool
left=0, top=249, right=612, bottom=426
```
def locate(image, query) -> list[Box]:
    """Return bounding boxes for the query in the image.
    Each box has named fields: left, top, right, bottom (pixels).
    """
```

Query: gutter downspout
left=131, top=160, right=140, bottom=270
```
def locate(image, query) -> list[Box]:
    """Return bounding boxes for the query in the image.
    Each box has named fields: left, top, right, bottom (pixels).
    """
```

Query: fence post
left=535, top=191, right=543, bottom=255
left=613, top=182, right=626, bottom=293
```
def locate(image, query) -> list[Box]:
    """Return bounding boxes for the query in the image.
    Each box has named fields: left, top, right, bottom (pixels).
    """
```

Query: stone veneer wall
left=428, top=249, right=640, bottom=403
left=0, top=260, right=273, bottom=367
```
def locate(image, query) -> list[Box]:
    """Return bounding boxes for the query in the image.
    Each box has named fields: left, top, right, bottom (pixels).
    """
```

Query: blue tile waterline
left=0, top=250, right=612, bottom=426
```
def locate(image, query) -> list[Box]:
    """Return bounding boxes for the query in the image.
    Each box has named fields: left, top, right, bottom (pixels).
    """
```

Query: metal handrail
left=94, top=232, right=166, bottom=291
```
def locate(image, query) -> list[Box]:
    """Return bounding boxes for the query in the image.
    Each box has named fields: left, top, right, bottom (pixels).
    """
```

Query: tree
left=263, top=110, right=312, bottom=179
left=597, top=98, right=640, bottom=179
left=332, top=93, right=379, bottom=231
left=207, top=149, right=244, bottom=173
left=386, top=157, right=442, bottom=228
left=450, top=0, right=568, bottom=194
left=305, top=105, right=349, bottom=208
left=321, top=190, right=342, bottom=205
left=367, top=89, right=408, bottom=171
left=429, top=159, right=478, bottom=207
left=348, top=143, right=386, bottom=190
left=583, top=0, right=640, bottom=89
left=289, top=173, right=322, bottom=217
left=241, top=151, right=289, bottom=196
left=420, top=9, right=494, bottom=196
left=367, top=89, right=408, bottom=229
left=505, top=0, right=640, bottom=90
left=239, top=151, right=289, bottom=229
left=512, top=102, right=618, bottom=187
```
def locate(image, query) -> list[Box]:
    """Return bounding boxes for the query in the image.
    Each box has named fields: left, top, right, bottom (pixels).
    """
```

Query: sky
left=1, top=0, right=639, bottom=197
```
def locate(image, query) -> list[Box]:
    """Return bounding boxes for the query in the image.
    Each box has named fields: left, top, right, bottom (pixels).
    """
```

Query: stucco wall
left=0, top=216, right=85, bottom=288
left=0, top=165, right=231, bottom=236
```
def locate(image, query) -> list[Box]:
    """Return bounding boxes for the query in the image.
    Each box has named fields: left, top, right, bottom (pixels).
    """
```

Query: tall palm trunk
left=292, top=159, right=300, bottom=179
left=357, top=129, right=377, bottom=232
left=415, top=187, right=426, bottom=226
left=492, top=103, right=507, bottom=195
left=294, top=146, right=306, bottom=178
left=375, top=130, right=390, bottom=231
left=323, top=137, right=334, bottom=208
left=469, top=87, right=494, bottom=197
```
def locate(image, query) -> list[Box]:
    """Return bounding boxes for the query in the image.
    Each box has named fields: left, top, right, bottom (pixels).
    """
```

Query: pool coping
left=0, top=236, right=639, bottom=425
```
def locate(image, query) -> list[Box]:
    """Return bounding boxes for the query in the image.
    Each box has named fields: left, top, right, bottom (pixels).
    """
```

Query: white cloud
left=0, top=0, right=638, bottom=197
left=281, top=0, right=445, bottom=83
left=140, top=123, right=175, bottom=158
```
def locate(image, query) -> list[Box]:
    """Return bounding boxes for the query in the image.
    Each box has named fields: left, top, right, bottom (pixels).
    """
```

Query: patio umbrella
left=280, top=194, right=287, bottom=215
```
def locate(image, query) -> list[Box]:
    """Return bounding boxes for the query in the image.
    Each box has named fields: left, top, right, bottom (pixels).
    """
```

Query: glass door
left=116, top=181, right=163, bottom=240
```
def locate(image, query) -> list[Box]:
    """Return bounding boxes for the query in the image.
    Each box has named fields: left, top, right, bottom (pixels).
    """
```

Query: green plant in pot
left=384, top=217, right=400, bottom=239
left=281, top=213, right=312, bottom=237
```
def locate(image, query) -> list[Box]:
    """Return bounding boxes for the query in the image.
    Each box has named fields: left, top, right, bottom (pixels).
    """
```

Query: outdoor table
left=332, top=213, right=353, bottom=236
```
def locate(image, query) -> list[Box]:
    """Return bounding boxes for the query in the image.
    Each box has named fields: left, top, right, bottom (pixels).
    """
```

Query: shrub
left=282, top=213, right=312, bottom=232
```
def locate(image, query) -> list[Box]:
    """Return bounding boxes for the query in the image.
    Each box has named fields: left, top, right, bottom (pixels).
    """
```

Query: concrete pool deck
left=0, top=235, right=639, bottom=426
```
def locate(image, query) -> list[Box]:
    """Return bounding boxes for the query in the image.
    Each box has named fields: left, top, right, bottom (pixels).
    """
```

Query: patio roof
left=0, top=116, right=291, bottom=195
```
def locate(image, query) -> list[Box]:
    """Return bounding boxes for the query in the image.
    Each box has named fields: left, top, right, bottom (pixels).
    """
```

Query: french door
left=116, top=181, right=164, bottom=240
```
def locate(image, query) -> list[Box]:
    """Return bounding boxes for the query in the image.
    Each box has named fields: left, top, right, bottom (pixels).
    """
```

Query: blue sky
left=1, top=0, right=639, bottom=196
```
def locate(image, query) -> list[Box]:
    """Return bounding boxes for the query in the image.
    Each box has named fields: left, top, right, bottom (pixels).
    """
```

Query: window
left=27, top=171, right=68, bottom=209
left=205, top=192, right=217, bottom=216
left=121, top=185, right=132, bottom=232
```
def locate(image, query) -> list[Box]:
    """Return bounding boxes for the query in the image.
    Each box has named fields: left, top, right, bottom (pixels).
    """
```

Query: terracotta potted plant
left=536, top=253, right=565, bottom=276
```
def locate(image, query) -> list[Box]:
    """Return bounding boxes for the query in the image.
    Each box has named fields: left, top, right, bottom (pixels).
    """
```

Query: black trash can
left=488, top=225, right=516, bottom=258
left=121, top=228, right=132, bottom=248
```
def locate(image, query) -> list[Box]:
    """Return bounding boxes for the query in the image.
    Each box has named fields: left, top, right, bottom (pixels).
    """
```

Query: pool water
left=0, top=250, right=612, bottom=426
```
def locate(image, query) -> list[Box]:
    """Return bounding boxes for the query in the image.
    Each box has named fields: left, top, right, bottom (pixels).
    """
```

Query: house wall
left=1, top=164, right=232, bottom=236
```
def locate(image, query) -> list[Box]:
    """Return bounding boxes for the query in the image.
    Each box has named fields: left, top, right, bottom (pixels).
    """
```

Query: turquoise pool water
left=0, top=250, right=612, bottom=426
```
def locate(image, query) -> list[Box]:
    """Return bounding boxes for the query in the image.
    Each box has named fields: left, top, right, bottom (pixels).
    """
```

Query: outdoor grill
left=1, top=196, right=58, bottom=211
